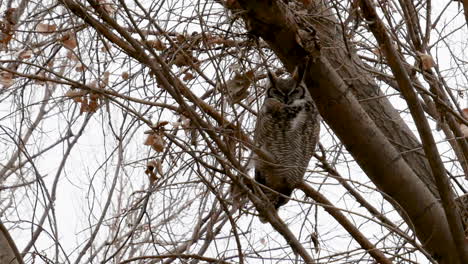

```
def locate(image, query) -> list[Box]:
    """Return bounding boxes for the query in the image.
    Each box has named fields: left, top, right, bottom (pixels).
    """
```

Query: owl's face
left=266, top=78, right=306, bottom=105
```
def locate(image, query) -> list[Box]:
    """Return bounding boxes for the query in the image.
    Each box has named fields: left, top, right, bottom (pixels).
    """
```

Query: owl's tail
left=254, top=169, right=293, bottom=218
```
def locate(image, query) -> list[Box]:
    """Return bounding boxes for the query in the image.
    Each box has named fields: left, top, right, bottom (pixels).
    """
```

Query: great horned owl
left=253, top=67, right=320, bottom=216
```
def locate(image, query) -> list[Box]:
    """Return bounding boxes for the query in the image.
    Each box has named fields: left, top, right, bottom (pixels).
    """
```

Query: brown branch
left=0, top=220, right=23, bottom=264
left=460, top=0, right=468, bottom=30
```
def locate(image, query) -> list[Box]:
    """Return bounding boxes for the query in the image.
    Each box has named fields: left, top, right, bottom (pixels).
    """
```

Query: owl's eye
left=289, top=86, right=304, bottom=98
left=267, top=88, right=283, bottom=99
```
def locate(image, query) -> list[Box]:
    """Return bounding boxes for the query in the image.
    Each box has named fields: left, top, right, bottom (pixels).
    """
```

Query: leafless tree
left=0, top=0, right=467, bottom=263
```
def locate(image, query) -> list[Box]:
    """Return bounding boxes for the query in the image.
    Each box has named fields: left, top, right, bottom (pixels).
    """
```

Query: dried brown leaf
left=89, top=92, right=102, bottom=101
left=5, top=8, right=18, bottom=25
left=149, top=159, right=163, bottom=175
left=18, top=49, right=33, bottom=59
left=310, top=232, right=320, bottom=253
left=99, top=0, right=117, bottom=15
left=148, top=39, right=166, bottom=51
left=145, top=167, right=157, bottom=183
left=463, top=108, right=468, bottom=119
left=144, top=134, right=155, bottom=146
left=36, top=23, right=57, bottom=34
left=66, top=51, right=79, bottom=61
left=100, top=71, right=110, bottom=88
left=225, top=70, right=253, bottom=104
left=183, top=72, right=194, bottom=82
left=61, top=32, right=77, bottom=49
left=205, top=35, right=235, bottom=47
left=144, top=133, right=165, bottom=152
left=121, top=72, right=129, bottom=80
left=80, top=97, right=89, bottom=114
left=75, top=63, right=87, bottom=72
left=418, top=52, right=436, bottom=70
left=176, top=34, right=186, bottom=44
left=173, top=53, right=191, bottom=67
left=206, top=35, right=225, bottom=47
left=0, top=71, right=14, bottom=87
left=88, top=98, right=100, bottom=113
left=145, top=159, right=162, bottom=183
left=65, top=89, right=88, bottom=102
left=154, top=121, right=169, bottom=130
left=151, top=134, right=165, bottom=152
left=0, top=32, right=13, bottom=44
left=245, top=70, right=255, bottom=80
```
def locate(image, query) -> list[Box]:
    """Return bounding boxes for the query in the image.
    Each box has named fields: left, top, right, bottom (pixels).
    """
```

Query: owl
left=253, top=67, right=320, bottom=218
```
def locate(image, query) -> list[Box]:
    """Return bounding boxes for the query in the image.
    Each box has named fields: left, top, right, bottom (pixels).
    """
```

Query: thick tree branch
left=459, top=0, right=468, bottom=29
left=0, top=220, right=23, bottom=264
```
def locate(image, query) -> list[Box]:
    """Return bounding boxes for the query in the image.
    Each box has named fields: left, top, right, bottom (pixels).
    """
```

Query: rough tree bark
left=458, top=0, right=468, bottom=28
left=0, top=220, right=23, bottom=264
left=229, top=0, right=467, bottom=263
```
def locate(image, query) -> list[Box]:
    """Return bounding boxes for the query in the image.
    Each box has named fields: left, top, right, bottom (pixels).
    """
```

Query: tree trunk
left=0, top=220, right=23, bottom=264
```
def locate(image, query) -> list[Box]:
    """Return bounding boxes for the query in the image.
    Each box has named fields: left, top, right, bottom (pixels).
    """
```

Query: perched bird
left=253, top=66, right=320, bottom=220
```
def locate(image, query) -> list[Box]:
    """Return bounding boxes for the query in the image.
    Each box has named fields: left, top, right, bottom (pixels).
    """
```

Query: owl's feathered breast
left=256, top=99, right=318, bottom=163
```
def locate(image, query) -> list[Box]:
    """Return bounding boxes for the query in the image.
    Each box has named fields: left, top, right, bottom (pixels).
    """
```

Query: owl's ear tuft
left=292, top=66, right=305, bottom=85
left=267, top=69, right=277, bottom=88
left=293, top=57, right=311, bottom=85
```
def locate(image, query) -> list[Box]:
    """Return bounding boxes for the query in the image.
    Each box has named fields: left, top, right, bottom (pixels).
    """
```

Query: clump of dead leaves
left=0, top=8, right=18, bottom=50
left=64, top=72, right=109, bottom=114
left=222, top=68, right=255, bottom=104
left=65, top=88, right=104, bottom=114
left=143, top=121, right=170, bottom=184
left=145, top=159, right=163, bottom=184
left=144, top=121, right=169, bottom=153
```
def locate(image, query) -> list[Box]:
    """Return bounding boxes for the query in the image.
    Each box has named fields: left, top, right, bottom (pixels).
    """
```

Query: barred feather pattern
left=254, top=77, right=320, bottom=211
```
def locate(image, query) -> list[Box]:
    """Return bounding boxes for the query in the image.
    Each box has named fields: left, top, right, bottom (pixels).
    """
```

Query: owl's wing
left=253, top=109, right=267, bottom=148
left=308, top=102, right=321, bottom=153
